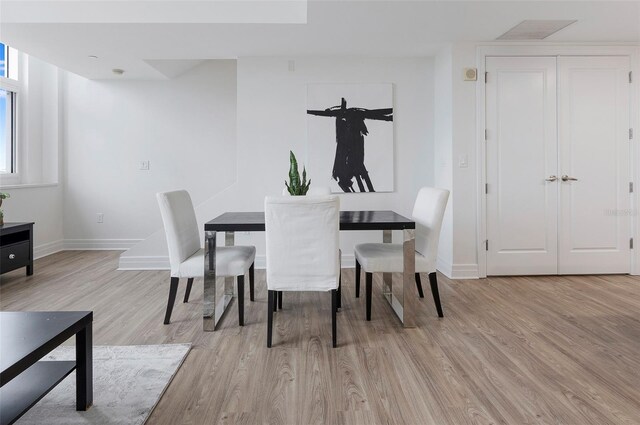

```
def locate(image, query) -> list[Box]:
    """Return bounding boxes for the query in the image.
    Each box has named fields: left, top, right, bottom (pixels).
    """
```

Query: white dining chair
left=354, top=187, right=449, bottom=320
left=276, top=186, right=340, bottom=310
left=265, top=195, right=341, bottom=347
left=157, top=190, right=256, bottom=325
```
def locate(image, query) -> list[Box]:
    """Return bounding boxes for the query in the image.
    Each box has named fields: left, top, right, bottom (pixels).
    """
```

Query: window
left=0, top=89, right=16, bottom=173
left=0, top=42, right=19, bottom=175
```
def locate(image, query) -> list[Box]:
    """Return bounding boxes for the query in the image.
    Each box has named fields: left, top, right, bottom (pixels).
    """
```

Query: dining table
left=203, top=210, right=416, bottom=331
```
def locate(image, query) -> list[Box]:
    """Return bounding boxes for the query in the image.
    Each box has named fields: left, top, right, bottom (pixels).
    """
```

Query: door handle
left=545, top=175, right=558, bottom=182
left=561, top=175, right=578, bottom=182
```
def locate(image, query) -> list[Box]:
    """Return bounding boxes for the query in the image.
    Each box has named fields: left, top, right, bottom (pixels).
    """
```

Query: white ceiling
left=1, top=1, right=639, bottom=79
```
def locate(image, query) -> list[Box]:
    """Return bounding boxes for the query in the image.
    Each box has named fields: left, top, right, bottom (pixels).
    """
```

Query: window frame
left=0, top=44, right=20, bottom=182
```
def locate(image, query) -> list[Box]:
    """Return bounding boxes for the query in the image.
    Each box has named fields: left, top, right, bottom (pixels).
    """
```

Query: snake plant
left=284, top=151, right=311, bottom=196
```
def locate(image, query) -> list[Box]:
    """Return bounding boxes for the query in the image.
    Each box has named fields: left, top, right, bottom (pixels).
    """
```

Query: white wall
left=120, top=56, right=434, bottom=268
left=21, top=55, right=61, bottom=184
left=433, top=46, right=454, bottom=276
left=0, top=55, right=63, bottom=258
left=450, top=44, right=480, bottom=277
left=62, top=60, right=238, bottom=249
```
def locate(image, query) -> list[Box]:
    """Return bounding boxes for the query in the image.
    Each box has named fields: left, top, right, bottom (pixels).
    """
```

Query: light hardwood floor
left=2, top=251, right=640, bottom=424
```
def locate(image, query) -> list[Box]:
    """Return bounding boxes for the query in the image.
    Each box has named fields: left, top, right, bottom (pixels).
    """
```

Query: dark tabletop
left=205, top=210, right=415, bottom=232
left=0, top=311, right=92, bottom=384
left=0, top=222, right=34, bottom=230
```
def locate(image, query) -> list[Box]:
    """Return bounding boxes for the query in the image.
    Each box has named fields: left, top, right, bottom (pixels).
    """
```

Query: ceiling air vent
left=496, top=20, right=577, bottom=40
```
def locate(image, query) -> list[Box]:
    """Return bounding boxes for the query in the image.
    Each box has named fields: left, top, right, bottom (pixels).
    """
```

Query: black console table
left=0, top=311, right=93, bottom=425
left=0, top=222, right=34, bottom=276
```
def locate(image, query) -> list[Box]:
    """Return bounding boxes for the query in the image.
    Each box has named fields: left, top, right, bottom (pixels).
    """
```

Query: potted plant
left=284, top=151, right=311, bottom=196
left=0, top=192, right=10, bottom=226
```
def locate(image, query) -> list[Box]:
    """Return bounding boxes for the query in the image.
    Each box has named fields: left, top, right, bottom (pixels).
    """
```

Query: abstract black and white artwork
left=307, top=84, right=393, bottom=193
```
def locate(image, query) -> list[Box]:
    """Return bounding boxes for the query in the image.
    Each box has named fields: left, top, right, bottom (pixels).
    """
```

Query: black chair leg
left=164, top=277, right=179, bottom=324
left=365, top=272, right=372, bottom=321
left=249, top=263, right=255, bottom=302
left=278, top=291, right=283, bottom=310
left=183, top=278, right=194, bottom=303
left=332, top=289, right=338, bottom=348
left=355, top=259, right=361, bottom=298
left=428, top=272, right=444, bottom=318
left=415, top=273, right=425, bottom=298
left=273, top=290, right=278, bottom=312
left=238, top=275, right=245, bottom=326
left=337, top=273, right=342, bottom=309
left=267, top=290, right=274, bottom=347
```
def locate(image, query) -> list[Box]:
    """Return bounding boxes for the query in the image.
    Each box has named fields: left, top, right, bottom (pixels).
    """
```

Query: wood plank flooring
left=1, top=251, right=640, bottom=424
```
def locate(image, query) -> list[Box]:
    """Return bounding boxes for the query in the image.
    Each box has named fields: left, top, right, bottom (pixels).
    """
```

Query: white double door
left=486, top=56, right=631, bottom=275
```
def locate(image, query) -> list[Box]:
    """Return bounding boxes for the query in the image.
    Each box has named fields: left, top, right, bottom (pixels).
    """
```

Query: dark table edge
left=0, top=222, right=36, bottom=229
left=0, top=311, right=93, bottom=386
left=205, top=211, right=416, bottom=231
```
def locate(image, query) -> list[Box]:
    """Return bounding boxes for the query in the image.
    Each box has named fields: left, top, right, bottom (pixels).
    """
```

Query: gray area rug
left=17, top=344, right=191, bottom=425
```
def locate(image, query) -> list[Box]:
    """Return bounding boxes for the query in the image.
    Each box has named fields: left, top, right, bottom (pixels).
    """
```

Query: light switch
left=140, top=161, right=150, bottom=170
left=458, top=155, right=468, bottom=168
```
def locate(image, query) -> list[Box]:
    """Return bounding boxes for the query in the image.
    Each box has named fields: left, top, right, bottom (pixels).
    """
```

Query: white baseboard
left=341, top=254, right=355, bottom=269
left=65, top=239, right=143, bottom=251
left=33, top=239, right=143, bottom=261
left=437, top=257, right=479, bottom=279
left=450, top=263, right=480, bottom=279
left=437, top=256, right=453, bottom=278
left=118, top=255, right=170, bottom=270
left=34, top=239, right=65, bottom=260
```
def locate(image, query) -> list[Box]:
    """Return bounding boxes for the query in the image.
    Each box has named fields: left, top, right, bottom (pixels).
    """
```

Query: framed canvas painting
left=307, top=83, right=394, bottom=193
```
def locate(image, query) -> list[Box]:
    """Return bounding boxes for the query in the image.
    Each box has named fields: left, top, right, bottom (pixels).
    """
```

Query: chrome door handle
left=561, top=175, right=578, bottom=182
left=545, top=175, right=558, bottom=182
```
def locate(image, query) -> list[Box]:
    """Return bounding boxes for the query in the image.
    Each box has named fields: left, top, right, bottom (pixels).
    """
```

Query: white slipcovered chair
left=354, top=187, right=449, bottom=320
left=265, top=195, right=341, bottom=347
left=276, top=186, right=340, bottom=310
left=157, top=190, right=256, bottom=325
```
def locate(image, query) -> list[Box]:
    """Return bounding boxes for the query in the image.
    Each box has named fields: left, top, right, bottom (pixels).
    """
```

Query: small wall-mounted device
left=463, top=68, right=477, bottom=81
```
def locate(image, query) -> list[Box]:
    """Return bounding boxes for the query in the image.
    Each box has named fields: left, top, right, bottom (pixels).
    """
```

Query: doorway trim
left=475, top=44, right=640, bottom=278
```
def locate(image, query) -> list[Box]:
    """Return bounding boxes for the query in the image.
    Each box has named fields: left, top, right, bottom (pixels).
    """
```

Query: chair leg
left=355, top=259, right=361, bottom=298
left=267, top=290, right=274, bottom=347
left=238, top=275, right=245, bottom=326
left=164, top=277, right=179, bottom=325
left=278, top=291, right=283, bottom=310
left=183, top=278, right=194, bottom=303
left=415, top=273, right=425, bottom=298
left=337, top=273, right=342, bottom=310
left=365, top=272, right=373, bottom=321
left=273, top=290, right=278, bottom=312
left=249, top=263, right=255, bottom=302
left=428, top=272, right=444, bottom=318
left=332, top=289, right=338, bottom=348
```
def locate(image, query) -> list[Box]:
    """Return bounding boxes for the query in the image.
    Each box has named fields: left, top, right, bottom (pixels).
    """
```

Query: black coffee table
left=0, top=311, right=93, bottom=425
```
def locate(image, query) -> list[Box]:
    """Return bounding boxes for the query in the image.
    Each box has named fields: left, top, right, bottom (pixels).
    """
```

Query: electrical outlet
left=97, top=213, right=104, bottom=223
left=140, top=161, right=150, bottom=170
